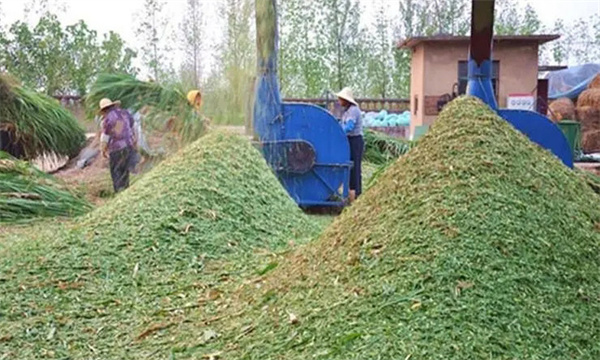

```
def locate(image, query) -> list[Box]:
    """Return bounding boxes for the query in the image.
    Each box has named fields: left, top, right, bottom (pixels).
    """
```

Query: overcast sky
left=1, top=0, right=599, bottom=74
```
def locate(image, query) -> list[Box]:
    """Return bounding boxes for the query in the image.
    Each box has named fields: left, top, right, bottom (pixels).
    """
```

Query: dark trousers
left=109, top=147, right=132, bottom=193
left=348, top=135, right=364, bottom=197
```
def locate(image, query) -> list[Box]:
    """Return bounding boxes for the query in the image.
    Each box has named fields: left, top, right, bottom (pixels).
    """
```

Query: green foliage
left=495, top=0, right=542, bottom=35
left=544, top=14, right=600, bottom=65
left=279, top=0, right=328, bottom=97
left=98, top=31, right=138, bottom=78
left=365, top=1, right=395, bottom=98
left=202, top=0, right=255, bottom=125
left=179, top=0, right=205, bottom=89
left=135, top=0, right=171, bottom=82
left=316, top=0, right=365, bottom=92
left=0, top=152, right=90, bottom=223
left=0, top=75, right=86, bottom=159
left=0, top=13, right=136, bottom=96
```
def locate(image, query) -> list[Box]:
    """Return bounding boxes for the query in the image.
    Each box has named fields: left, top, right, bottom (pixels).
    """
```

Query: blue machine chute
left=467, top=0, right=573, bottom=168
left=253, top=0, right=352, bottom=207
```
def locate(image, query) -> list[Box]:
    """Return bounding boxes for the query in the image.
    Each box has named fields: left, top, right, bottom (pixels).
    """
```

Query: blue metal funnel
left=467, top=0, right=573, bottom=168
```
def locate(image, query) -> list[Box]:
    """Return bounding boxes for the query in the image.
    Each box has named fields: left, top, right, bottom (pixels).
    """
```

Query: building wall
left=409, top=41, right=540, bottom=134
left=409, top=45, right=425, bottom=136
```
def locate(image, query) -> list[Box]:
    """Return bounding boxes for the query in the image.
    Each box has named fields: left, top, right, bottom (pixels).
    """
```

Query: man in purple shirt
left=99, top=98, right=136, bottom=193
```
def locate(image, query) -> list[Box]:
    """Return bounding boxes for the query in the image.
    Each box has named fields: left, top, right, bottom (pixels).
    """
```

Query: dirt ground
left=575, top=162, right=600, bottom=176
left=53, top=126, right=247, bottom=205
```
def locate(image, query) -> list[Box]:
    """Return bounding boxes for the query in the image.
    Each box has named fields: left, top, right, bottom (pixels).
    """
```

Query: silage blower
left=467, top=0, right=573, bottom=168
left=253, top=0, right=353, bottom=207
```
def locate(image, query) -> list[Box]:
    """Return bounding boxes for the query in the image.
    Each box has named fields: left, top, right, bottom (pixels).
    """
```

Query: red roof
left=397, top=34, right=560, bottom=49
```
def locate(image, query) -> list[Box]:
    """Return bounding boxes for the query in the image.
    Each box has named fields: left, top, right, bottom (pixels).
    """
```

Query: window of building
left=458, top=60, right=500, bottom=99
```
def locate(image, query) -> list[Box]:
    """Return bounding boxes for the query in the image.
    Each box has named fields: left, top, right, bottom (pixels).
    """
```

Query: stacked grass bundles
left=548, top=97, right=575, bottom=122
left=0, top=132, right=320, bottom=358
left=363, top=128, right=414, bottom=165
left=0, top=152, right=91, bottom=223
left=576, top=88, right=600, bottom=153
left=0, top=75, right=86, bottom=160
left=86, top=73, right=207, bottom=143
left=190, top=97, right=600, bottom=359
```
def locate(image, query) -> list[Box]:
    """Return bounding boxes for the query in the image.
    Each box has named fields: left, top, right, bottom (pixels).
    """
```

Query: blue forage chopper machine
left=465, top=0, right=572, bottom=168
left=252, top=0, right=573, bottom=208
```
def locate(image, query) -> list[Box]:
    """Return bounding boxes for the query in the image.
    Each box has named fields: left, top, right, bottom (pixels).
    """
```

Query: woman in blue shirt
left=336, top=87, right=364, bottom=201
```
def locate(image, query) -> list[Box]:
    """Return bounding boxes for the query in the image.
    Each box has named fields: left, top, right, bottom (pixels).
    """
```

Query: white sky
left=1, top=0, right=599, bottom=74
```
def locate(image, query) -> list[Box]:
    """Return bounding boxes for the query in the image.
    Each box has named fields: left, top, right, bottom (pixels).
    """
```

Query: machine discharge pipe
left=254, top=0, right=283, bottom=141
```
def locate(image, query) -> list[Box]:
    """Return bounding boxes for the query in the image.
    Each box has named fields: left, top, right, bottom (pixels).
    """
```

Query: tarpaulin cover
left=547, top=63, right=600, bottom=100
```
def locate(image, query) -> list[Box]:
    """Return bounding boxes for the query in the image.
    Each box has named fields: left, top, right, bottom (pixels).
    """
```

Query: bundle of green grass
left=86, top=73, right=206, bottom=143
left=0, top=152, right=90, bottom=223
left=0, top=75, right=86, bottom=159
left=184, top=97, right=600, bottom=359
left=363, top=128, right=414, bottom=165
left=0, top=132, right=320, bottom=358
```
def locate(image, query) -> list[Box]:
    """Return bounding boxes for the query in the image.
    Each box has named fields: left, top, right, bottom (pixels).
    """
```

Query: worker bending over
left=99, top=98, right=137, bottom=193
left=336, top=87, right=364, bottom=201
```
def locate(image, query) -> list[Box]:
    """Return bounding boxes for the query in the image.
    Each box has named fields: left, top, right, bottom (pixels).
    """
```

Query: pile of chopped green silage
left=0, top=132, right=320, bottom=358
left=175, top=97, right=600, bottom=359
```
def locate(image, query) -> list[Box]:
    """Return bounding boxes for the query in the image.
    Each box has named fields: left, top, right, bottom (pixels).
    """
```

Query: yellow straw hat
left=187, top=90, right=202, bottom=106
left=99, top=98, right=121, bottom=111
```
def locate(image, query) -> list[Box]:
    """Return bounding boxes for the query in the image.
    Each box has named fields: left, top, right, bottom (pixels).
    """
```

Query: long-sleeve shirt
left=101, top=108, right=134, bottom=153
left=341, top=104, right=363, bottom=137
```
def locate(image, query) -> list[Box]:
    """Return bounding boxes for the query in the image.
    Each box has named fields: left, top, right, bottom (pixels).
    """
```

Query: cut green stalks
left=86, top=73, right=207, bottom=143
left=0, top=74, right=86, bottom=159
left=0, top=151, right=91, bottom=223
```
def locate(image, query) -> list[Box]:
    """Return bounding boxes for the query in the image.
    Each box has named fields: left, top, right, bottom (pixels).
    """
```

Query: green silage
left=0, top=132, right=319, bottom=358
left=180, top=96, right=600, bottom=359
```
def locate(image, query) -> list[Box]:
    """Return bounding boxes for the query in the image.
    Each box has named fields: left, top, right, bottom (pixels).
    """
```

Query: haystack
left=576, top=106, right=600, bottom=153
left=577, top=88, right=600, bottom=109
left=200, top=97, right=600, bottom=359
left=547, top=97, right=575, bottom=122
left=582, top=129, right=600, bottom=153
left=588, top=73, right=600, bottom=90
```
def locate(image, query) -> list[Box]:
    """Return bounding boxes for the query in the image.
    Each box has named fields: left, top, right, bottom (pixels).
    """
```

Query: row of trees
left=1, top=0, right=599, bottom=122
left=0, top=2, right=136, bottom=96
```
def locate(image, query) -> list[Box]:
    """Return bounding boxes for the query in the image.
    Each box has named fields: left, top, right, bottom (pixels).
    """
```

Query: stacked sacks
left=204, top=97, right=600, bottom=359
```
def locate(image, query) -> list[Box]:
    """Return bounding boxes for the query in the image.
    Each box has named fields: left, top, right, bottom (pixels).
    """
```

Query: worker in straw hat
left=336, top=87, right=364, bottom=202
left=187, top=90, right=202, bottom=111
left=99, top=98, right=137, bottom=193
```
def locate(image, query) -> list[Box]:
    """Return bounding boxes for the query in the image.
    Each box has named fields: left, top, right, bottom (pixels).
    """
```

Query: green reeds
left=86, top=73, right=207, bottom=143
left=0, top=75, right=86, bottom=159
left=0, top=152, right=91, bottom=223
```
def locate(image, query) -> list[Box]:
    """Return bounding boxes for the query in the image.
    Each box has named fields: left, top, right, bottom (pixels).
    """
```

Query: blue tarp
left=547, top=63, right=600, bottom=100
